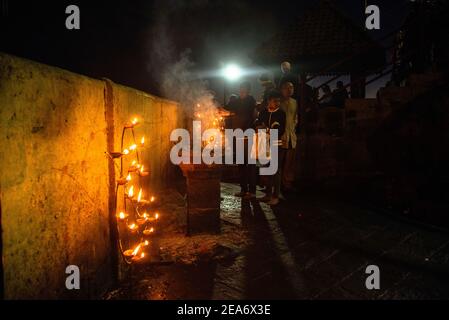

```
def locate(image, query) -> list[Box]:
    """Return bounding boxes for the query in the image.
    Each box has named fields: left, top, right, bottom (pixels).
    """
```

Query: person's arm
left=224, top=101, right=234, bottom=112
left=254, top=109, right=267, bottom=129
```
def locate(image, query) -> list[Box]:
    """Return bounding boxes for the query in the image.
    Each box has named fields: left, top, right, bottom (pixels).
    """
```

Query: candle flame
left=150, top=196, right=155, bottom=202
left=141, top=136, right=145, bottom=145
left=118, top=211, right=126, bottom=220
left=129, top=144, right=137, bottom=151
left=140, top=252, right=145, bottom=258
left=140, top=165, right=144, bottom=173
left=144, top=240, right=149, bottom=246
left=131, top=117, right=138, bottom=125
left=137, top=188, right=142, bottom=202
left=155, top=212, right=159, bottom=219
left=126, top=173, right=131, bottom=181
left=128, top=223, right=137, bottom=230
left=132, top=244, right=141, bottom=256
left=128, top=185, right=134, bottom=197
left=122, top=149, right=129, bottom=155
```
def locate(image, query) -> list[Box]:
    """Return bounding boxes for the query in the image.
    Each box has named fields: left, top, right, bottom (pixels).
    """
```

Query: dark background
left=0, top=0, right=409, bottom=99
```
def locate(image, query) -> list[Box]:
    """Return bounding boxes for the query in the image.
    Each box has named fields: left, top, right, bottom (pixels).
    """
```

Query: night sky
left=0, top=0, right=410, bottom=100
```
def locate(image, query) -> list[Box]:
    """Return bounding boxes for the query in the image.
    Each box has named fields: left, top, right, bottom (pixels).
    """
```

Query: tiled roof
left=253, top=0, right=385, bottom=73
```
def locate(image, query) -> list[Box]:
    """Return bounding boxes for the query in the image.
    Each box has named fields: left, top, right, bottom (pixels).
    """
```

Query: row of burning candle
left=117, top=209, right=159, bottom=262
left=113, top=116, right=161, bottom=263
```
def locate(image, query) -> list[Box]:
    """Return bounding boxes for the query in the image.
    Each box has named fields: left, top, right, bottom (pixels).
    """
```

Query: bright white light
left=223, top=64, right=242, bottom=81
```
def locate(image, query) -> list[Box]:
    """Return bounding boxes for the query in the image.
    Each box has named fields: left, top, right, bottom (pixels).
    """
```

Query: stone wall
left=0, top=53, right=184, bottom=299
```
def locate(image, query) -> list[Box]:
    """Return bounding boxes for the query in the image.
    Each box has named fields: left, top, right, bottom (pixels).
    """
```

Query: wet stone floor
left=105, top=183, right=449, bottom=300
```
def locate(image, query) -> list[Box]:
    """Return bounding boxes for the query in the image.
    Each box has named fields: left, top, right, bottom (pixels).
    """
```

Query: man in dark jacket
left=225, top=81, right=257, bottom=198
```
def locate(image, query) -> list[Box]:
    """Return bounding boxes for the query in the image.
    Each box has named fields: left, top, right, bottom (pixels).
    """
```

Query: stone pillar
left=180, top=164, right=222, bottom=235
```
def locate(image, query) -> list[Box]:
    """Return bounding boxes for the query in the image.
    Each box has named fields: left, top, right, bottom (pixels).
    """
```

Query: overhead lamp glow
left=223, top=64, right=242, bottom=81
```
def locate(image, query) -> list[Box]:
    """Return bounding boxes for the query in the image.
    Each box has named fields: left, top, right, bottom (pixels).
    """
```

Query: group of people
left=224, top=62, right=299, bottom=206
left=318, top=81, right=349, bottom=108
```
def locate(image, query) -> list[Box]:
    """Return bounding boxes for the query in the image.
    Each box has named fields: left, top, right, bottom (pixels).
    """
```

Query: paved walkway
left=108, top=183, right=449, bottom=300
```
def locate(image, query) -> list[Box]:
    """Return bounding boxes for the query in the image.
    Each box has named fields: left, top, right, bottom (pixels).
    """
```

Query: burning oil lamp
left=116, top=211, right=128, bottom=220
left=143, top=227, right=154, bottom=236
left=138, top=165, right=149, bottom=177
left=128, top=160, right=140, bottom=172
left=137, top=212, right=149, bottom=225
left=123, top=249, right=134, bottom=257
left=117, top=173, right=132, bottom=185
left=134, top=188, right=150, bottom=205
left=132, top=244, right=141, bottom=255
left=126, top=185, right=134, bottom=199
left=124, top=117, right=139, bottom=128
left=128, top=223, right=138, bottom=232
left=131, top=252, right=145, bottom=262
left=137, top=188, right=143, bottom=202
left=148, top=212, right=160, bottom=222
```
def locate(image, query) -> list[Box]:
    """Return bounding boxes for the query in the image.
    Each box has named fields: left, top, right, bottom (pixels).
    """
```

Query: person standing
left=277, top=61, right=298, bottom=93
left=319, top=84, right=333, bottom=107
left=225, top=81, right=257, bottom=199
left=255, top=90, right=286, bottom=206
left=332, top=81, right=349, bottom=108
left=258, top=73, right=275, bottom=112
left=280, top=82, right=298, bottom=191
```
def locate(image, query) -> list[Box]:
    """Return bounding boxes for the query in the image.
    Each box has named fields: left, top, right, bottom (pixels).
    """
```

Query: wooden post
left=103, top=78, right=119, bottom=288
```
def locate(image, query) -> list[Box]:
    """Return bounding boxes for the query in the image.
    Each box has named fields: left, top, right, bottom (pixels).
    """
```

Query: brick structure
left=180, top=163, right=221, bottom=235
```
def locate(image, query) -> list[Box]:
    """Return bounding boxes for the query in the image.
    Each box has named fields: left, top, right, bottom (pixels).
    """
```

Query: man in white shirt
left=280, top=82, right=298, bottom=191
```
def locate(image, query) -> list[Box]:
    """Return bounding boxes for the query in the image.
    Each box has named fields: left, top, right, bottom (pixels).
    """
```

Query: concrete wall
left=0, top=53, right=184, bottom=299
